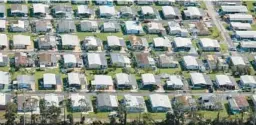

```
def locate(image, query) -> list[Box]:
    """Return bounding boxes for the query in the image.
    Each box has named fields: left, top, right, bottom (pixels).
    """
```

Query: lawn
left=244, top=1, right=255, bottom=16
left=220, top=43, right=228, bottom=53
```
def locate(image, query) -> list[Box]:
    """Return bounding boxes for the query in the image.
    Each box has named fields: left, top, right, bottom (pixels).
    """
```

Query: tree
left=25, top=97, right=39, bottom=125
left=117, top=103, right=127, bottom=125
left=39, top=99, right=47, bottom=123
left=59, top=99, right=69, bottom=124
left=5, top=102, right=17, bottom=125
left=78, top=98, right=90, bottom=124
left=47, top=105, right=61, bottom=124
left=67, top=114, right=74, bottom=125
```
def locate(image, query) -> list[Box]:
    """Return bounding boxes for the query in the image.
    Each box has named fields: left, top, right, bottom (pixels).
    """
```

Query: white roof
left=221, top=5, right=248, bottom=13
left=162, top=6, right=178, bottom=16
left=0, top=71, right=9, bottom=85
left=230, top=56, right=246, bottom=65
left=33, top=4, right=47, bottom=14
left=63, top=54, right=77, bottom=64
left=99, top=6, right=116, bottom=15
left=141, top=6, right=154, bottom=14
left=200, top=38, right=220, bottom=48
left=91, top=75, right=113, bottom=86
left=87, top=53, right=102, bottom=65
left=0, top=93, right=10, bottom=106
left=229, top=14, right=253, bottom=21
left=241, top=75, right=256, bottom=85
left=149, top=94, right=171, bottom=109
left=68, top=73, right=81, bottom=85
left=109, top=95, right=118, bottom=107
left=0, top=20, right=6, bottom=29
left=70, top=93, right=87, bottom=107
left=230, top=22, right=251, bottom=30
left=216, top=75, right=234, bottom=86
left=124, top=94, right=144, bottom=107
left=147, top=22, right=165, bottom=31
left=116, top=73, right=129, bottom=85
left=190, top=73, right=207, bottom=85
left=43, top=73, right=56, bottom=85
left=153, top=37, right=171, bottom=47
left=142, top=73, right=156, bottom=84
left=167, top=75, right=183, bottom=86
left=184, top=7, right=202, bottom=17
left=236, top=31, right=256, bottom=38
left=12, top=20, right=25, bottom=29
left=44, top=94, right=60, bottom=107
left=0, top=34, right=8, bottom=46
left=61, top=34, right=79, bottom=46
left=84, top=36, right=100, bottom=46
left=125, top=21, right=143, bottom=31
left=77, top=5, right=90, bottom=14
left=183, top=56, right=198, bottom=66
left=13, top=35, right=31, bottom=46
left=107, top=36, right=123, bottom=46
left=174, top=37, right=192, bottom=47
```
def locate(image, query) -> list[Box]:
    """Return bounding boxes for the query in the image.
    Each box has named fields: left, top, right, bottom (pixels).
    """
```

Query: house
left=68, top=73, right=86, bottom=89
left=167, top=21, right=189, bottom=37
left=10, top=4, right=28, bottom=17
left=63, top=54, right=83, bottom=68
left=37, top=34, right=58, bottom=50
left=91, top=75, right=114, bottom=90
left=125, top=21, right=143, bottom=34
left=235, top=31, right=256, bottom=40
left=50, top=0, right=69, bottom=3
left=215, top=75, right=236, bottom=90
left=76, top=5, right=93, bottom=18
left=13, top=35, right=32, bottom=49
left=120, top=7, right=134, bottom=18
left=10, top=20, right=27, bottom=32
left=213, top=0, right=242, bottom=6
left=34, top=20, right=52, bottom=32
left=230, top=22, right=252, bottom=31
left=228, top=14, right=253, bottom=23
left=97, top=94, right=118, bottom=111
left=0, top=20, right=6, bottom=31
left=17, top=95, right=39, bottom=113
left=141, top=6, right=155, bottom=19
left=172, top=95, right=197, bottom=112
left=136, top=0, right=154, bottom=5
left=110, top=53, right=131, bottom=67
left=95, top=0, right=114, bottom=5
left=199, top=38, right=220, bottom=51
left=69, top=94, right=92, bottom=112
left=205, top=55, right=229, bottom=71
left=33, top=4, right=48, bottom=17
left=176, top=0, right=199, bottom=6
left=123, top=94, right=146, bottom=113
left=147, top=22, right=166, bottom=34
left=82, top=36, right=103, bottom=51
left=153, top=37, right=171, bottom=50
left=182, top=56, right=199, bottom=70
left=43, top=73, right=62, bottom=90
left=0, top=5, right=5, bottom=18
left=166, top=75, right=183, bottom=89
left=183, top=7, right=204, bottom=20
left=8, top=0, right=25, bottom=3
left=101, top=22, right=119, bottom=32
left=192, top=22, right=210, bottom=36
left=116, top=0, right=133, bottom=5
left=156, top=0, right=175, bottom=5
left=14, top=52, right=34, bottom=67
left=86, top=53, right=108, bottom=69
left=220, top=5, right=248, bottom=15
left=80, top=20, right=98, bottom=32
left=190, top=73, right=212, bottom=89
left=149, top=94, right=172, bottom=112
left=0, top=93, right=11, bottom=110
left=38, top=53, right=57, bottom=68
left=228, top=96, right=249, bottom=114
left=53, top=5, right=73, bottom=18
left=240, top=75, right=256, bottom=89
left=251, top=95, right=256, bottom=107
left=0, top=53, right=8, bottom=67
left=198, top=94, right=223, bottom=110
left=141, top=73, right=161, bottom=88
left=16, top=75, right=35, bottom=90
left=61, top=34, right=79, bottom=49
left=0, top=71, right=10, bottom=89
left=134, top=53, right=155, bottom=68
left=107, top=36, right=126, bottom=50
left=240, top=41, right=256, bottom=52
left=228, top=56, right=247, bottom=67
left=158, top=54, right=178, bottom=68
left=0, top=34, right=8, bottom=49
left=115, top=73, right=137, bottom=89
left=172, top=37, right=192, bottom=52
left=99, top=6, right=116, bottom=18
left=129, top=36, right=148, bottom=51
left=72, top=0, right=89, bottom=4
left=162, top=6, right=180, bottom=19
left=57, top=20, right=76, bottom=33
left=44, top=94, right=64, bottom=107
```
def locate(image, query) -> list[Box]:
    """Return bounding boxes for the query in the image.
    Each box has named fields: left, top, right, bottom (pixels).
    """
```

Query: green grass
left=244, top=1, right=255, bottom=16
left=251, top=24, right=256, bottom=30
left=220, top=43, right=228, bottom=53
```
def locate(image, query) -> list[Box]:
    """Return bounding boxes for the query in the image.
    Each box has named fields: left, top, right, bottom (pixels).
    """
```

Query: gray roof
left=110, top=53, right=130, bottom=64
left=120, top=6, right=133, bottom=15
left=38, top=34, right=58, bottom=47
left=54, top=4, right=72, bottom=13
left=11, top=4, right=28, bottom=14
left=115, top=73, right=137, bottom=86
left=61, top=34, right=79, bottom=46
left=77, top=5, right=93, bottom=14
left=87, top=53, right=107, bottom=66
left=57, top=21, right=76, bottom=31
left=97, top=94, right=118, bottom=107
left=17, top=75, right=35, bottom=85
left=0, top=5, right=5, bottom=14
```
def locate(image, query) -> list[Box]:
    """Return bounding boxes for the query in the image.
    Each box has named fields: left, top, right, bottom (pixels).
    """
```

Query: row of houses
left=0, top=92, right=253, bottom=115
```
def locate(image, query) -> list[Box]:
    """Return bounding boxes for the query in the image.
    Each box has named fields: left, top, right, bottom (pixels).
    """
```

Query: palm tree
left=25, top=97, right=39, bottom=125
left=59, top=99, right=68, bottom=124
left=78, top=98, right=90, bottom=124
